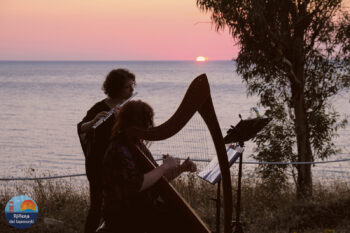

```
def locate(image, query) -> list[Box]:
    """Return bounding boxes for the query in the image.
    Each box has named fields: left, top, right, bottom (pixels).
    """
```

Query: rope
left=0, top=173, right=86, bottom=181
left=1, top=158, right=349, bottom=181
left=154, top=157, right=211, bottom=162
left=243, top=158, right=350, bottom=165
left=158, top=157, right=350, bottom=165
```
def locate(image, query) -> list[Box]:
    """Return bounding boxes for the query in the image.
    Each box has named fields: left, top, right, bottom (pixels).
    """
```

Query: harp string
left=149, top=113, right=218, bottom=229
left=150, top=112, right=214, bottom=169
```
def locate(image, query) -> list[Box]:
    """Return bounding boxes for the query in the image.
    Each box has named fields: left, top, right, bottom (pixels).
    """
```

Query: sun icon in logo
left=21, top=200, right=36, bottom=212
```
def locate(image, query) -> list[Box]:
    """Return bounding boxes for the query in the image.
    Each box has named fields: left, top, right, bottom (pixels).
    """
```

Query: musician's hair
left=102, top=68, right=136, bottom=98
left=111, top=100, right=154, bottom=140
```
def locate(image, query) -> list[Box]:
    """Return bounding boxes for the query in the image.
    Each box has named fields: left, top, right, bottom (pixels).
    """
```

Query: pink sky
left=0, top=0, right=237, bottom=61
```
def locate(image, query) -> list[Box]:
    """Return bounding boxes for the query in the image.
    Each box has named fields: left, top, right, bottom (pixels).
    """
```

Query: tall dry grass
left=172, top=174, right=350, bottom=233
left=0, top=177, right=88, bottom=233
left=0, top=173, right=349, bottom=233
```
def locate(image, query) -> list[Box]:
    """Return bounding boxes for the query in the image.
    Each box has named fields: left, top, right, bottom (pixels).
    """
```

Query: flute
left=92, top=92, right=138, bottom=129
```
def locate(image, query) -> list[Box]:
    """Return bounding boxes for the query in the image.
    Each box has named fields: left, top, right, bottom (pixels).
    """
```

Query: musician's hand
left=180, top=157, right=197, bottom=173
left=114, top=106, right=121, bottom=117
left=93, top=111, right=108, bottom=123
left=162, top=154, right=170, bottom=161
left=163, top=156, right=180, bottom=171
left=229, top=143, right=236, bottom=149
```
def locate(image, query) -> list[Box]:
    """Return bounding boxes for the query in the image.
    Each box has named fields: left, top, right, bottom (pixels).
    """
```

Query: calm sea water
left=0, top=61, right=349, bottom=180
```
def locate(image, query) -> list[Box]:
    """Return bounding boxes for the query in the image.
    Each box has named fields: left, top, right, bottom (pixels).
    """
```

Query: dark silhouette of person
left=77, top=69, right=135, bottom=233
left=99, top=100, right=197, bottom=233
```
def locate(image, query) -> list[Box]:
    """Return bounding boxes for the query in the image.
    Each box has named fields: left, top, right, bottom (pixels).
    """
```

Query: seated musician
left=101, top=100, right=197, bottom=233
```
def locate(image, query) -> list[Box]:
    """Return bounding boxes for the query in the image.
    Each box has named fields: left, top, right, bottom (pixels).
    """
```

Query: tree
left=197, top=0, right=350, bottom=198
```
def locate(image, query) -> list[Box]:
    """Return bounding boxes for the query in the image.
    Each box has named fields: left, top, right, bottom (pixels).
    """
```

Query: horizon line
left=0, top=59, right=234, bottom=62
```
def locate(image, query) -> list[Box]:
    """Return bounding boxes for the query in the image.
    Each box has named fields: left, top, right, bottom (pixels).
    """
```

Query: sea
left=0, top=61, right=349, bottom=182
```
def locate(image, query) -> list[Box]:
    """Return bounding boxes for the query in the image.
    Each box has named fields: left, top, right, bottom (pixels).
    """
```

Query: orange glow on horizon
left=196, top=56, right=208, bottom=62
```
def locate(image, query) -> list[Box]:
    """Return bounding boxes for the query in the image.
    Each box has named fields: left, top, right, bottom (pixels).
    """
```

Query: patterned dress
left=102, top=138, right=162, bottom=233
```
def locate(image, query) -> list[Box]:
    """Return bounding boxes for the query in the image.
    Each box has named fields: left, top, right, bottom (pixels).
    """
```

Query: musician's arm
left=140, top=165, right=167, bottom=191
left=163, top=165, right=185, bottom=181
left=80, top=120, right=95, bottom=133
left=140, top=156, right=180, bottom=191
left=164, top=157, right=197, bottom=181
left=80, top=111, right=108, bottom=133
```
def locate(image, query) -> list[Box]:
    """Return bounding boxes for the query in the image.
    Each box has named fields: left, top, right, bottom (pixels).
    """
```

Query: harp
left=125, top=74, right=233, bottom=233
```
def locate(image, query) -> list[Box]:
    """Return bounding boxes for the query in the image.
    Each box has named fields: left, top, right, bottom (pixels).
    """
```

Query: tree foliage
left=197, top=0, right=350, bottom=197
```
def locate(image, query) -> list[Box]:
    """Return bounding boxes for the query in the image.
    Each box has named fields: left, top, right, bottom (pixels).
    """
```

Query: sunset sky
left=0, top=0, right=237, bottom=61
left=1, top=1, right=349, bottom=61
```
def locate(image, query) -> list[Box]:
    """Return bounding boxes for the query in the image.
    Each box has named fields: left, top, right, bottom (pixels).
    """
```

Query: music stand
left=223, top=117, right=271, bottom=233
left=198, top=146, right=243, bottom=233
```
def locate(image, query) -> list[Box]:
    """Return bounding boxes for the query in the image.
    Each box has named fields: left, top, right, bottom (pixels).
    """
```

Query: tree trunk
left=293, top=86, right=313, bottom=199
left=292, top=27, right=313, bottom=199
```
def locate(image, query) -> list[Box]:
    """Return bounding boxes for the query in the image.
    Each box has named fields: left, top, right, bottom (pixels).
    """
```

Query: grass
left=1, top=173, right=350, bottom=233
left=0, top=178, right=88, bottom=233
left=172, top=174, right=350, bottom=233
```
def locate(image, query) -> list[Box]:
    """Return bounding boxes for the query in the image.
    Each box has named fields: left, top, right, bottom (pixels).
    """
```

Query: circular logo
left=5, top=195, right=38, bottom=229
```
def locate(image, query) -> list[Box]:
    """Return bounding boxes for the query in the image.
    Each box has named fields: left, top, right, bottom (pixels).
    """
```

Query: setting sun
left=195, top=56, right=208, bottom=62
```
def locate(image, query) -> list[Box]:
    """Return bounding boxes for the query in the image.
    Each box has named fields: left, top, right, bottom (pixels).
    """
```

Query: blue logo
left=5, top=195, right=38, bottom=229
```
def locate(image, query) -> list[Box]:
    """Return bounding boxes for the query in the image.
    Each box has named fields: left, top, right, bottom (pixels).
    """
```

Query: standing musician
left=100, top=100, right=197, bottom=233
left=77, top=68, right=136, bottom=233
